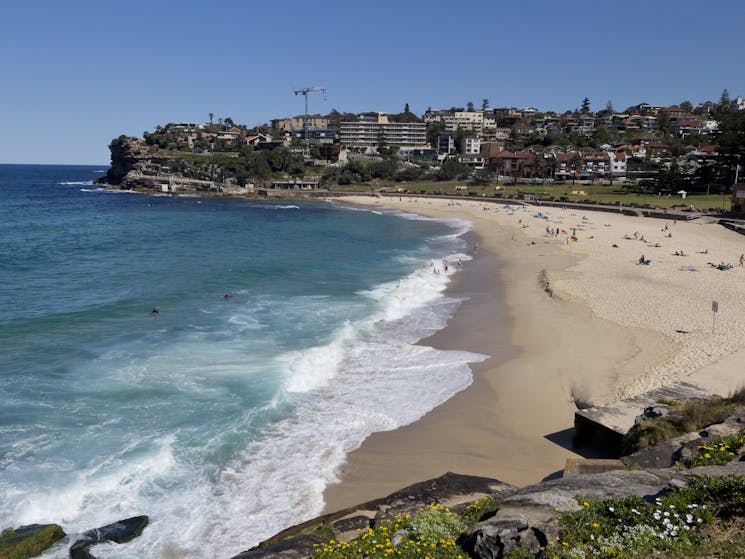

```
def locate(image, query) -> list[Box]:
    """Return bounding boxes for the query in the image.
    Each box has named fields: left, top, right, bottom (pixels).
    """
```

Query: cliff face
left=97, top=136, right=232, bottom=193
left=104, top=136, right=153, bottom=185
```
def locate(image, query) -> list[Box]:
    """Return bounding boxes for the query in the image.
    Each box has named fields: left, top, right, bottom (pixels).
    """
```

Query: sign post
left=712, top=300, right=719, bottom=333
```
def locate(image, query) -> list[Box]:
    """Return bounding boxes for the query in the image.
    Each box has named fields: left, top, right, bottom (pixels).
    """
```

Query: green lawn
left=334, top=181, right=732, bottom=212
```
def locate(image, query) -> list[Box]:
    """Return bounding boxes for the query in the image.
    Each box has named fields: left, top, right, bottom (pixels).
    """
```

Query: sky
left=1, top=0, right=744, bottom=165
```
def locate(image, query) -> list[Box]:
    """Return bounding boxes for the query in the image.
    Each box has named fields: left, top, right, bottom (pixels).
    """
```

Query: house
left=460, top=136, right=481, bottom=155
left=458, top=153, right=486, bottom=168
left=438, top=134, right=456, bottom=154
left=243, top=133, right=273, bottom=146
left=608, top=151, right=627, bottom=177
left=488, top=150, right=534, bottom=178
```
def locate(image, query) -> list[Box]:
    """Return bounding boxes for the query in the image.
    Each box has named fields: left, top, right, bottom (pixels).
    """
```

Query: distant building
left=272, top=115, right=329, bottom=132
left=437, top=133, right=456, bottom=155
left=340, top=113, right=427, bottom=150
left=290, top=128, right=338, bottom=144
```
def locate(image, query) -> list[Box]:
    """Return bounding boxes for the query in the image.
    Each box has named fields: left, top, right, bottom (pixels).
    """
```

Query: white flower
left=664, top=511, right=670, bottom=517
left=608, top=506, right=614, bottom=512
left=686, top=514, right=694, bottom=523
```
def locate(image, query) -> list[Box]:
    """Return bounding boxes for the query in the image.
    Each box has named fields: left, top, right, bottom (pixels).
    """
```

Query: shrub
left=312, top=504, right=466, bottom=559
left=461, top=496, right=501, bottom=525
left=684, top=430, right=745, bottom=468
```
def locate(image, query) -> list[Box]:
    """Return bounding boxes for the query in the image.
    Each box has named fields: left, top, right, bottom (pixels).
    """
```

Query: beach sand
left=322, top=196, right=745, bottom=512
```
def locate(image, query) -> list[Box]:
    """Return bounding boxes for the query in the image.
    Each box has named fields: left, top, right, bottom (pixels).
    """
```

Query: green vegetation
left=460, top=496, right=501, bottom=525
left=310, top=475, right=745, bottom=559
left=684, top=430, right=745, bottom=468
left=0, top=524, right=65, bottom=559
left=311, top=503, right=466, bottom=559
left=621, top=389, right=745, bottom=455
left=337, top=178, right=732, bottom=211
left=507, top=475, right=745, bottom=559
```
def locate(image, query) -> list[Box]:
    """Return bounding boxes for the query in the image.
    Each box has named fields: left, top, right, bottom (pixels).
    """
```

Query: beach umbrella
left=677, top=190, right=687, bottom=199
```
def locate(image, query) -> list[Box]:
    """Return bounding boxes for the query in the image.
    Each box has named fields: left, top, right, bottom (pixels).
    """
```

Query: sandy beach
left=322, top=195, right=745, bottom=512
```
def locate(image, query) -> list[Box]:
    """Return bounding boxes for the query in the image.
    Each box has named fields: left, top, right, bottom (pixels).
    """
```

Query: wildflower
left=592, top=522, right=600, bottom=529
left=608, top=506, right=614, bottom=512
left=583, top=501, right=590, bottom=507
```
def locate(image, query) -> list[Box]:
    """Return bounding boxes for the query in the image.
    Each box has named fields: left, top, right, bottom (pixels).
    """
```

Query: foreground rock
left=68, top=516, right=149, bottom=559
left=230, top=472, right=516, bottom=559
left=0, top=524, right=65, bottom=559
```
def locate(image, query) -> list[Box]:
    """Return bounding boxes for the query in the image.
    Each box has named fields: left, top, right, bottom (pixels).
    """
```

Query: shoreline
left=323, top=196, right=676, bottom=512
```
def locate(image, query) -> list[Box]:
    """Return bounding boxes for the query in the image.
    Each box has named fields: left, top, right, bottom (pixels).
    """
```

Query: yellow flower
left=583, top=501, right=590, bottom=507
left=704, top=453, right=711, bottom=459
left=592, top=522, right=600, bottom=528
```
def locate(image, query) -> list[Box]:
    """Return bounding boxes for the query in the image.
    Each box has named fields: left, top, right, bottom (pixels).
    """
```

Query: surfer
left=223, top=294, right=233, bottom=300
left=151, top=307, right=159, bottom=317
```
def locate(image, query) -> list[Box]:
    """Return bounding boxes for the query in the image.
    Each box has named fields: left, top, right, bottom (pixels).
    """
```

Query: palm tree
left=208, top=112, right=214, bottom=124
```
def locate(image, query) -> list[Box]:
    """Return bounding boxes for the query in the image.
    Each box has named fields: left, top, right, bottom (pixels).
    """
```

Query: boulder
left=68, top=516, right=148, bottom=559
left=463, top=469, right=681, bottom=559
left=0, top=524, right=65, bottom=559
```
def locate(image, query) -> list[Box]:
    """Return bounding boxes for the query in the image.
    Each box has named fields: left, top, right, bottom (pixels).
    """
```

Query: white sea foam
left=59, top=181, right=94, bottom=186
left=5, top=205, right=486, bottom=559
left=265, top=204, right=300, bottom=210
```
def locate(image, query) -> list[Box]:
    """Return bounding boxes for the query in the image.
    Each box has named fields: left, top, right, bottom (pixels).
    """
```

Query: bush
left=460, top=496, right=501, bottom=525
left=684, top=430, right=745, bottom=468
left=312, top=504, right=466, bottom=559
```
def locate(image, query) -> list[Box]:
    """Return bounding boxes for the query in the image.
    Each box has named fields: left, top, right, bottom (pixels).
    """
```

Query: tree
left=208, top=112, right=214, bottom=124
left=224, top=117, right=235, bottom=128
left=657, top=110, right=672, bottom=137
left=404, top=102, right=410, bottom=113
left=581, top=97, right=591, bottom=114
left=716, top=106, right=745, bottom=183
left=606, top=100, right=614, bottom=114
left=466, top=101, right=474, bottom=112
left=426, top=122, right=445, bottom=147
left=680, top=100, right=694, bottom=113
left=482, top=98, right=489, bottom=111
left=438, top=157, right=468, bottom=180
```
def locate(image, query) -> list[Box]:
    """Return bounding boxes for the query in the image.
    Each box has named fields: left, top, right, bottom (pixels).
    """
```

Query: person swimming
left=151, top=307, right=159, bottom=317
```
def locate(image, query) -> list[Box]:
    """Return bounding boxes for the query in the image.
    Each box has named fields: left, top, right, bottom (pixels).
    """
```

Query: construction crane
left=294, top=86, right=326, bottom=156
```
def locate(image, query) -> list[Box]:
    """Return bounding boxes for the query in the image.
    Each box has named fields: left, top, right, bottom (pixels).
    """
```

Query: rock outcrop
left=0, top=524, right=65, bottom=559
left=230, top=473, right=516, bottom=559
left=68, top=515, right=149, bottom=559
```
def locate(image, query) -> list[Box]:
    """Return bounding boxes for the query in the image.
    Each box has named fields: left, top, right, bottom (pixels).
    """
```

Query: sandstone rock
left=229, top=535, right=324, bottom=559
left=0, top=524, right=65, bottom=559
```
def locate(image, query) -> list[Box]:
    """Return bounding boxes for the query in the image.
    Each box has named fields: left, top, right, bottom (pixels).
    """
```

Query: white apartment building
left=340, top=113, right=427, bottom=149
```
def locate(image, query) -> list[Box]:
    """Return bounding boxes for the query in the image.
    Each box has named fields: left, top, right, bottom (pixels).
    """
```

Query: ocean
left=0, top=164, right=486, bottom=558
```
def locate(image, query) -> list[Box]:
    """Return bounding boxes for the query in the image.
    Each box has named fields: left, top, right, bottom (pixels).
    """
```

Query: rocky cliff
left=96, top=136, right=245, bottom=194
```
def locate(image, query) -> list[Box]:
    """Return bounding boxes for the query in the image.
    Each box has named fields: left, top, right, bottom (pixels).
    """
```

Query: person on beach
left=740, top=254, right=744, bottom=267
left=443, top=259, right=448, bottom=272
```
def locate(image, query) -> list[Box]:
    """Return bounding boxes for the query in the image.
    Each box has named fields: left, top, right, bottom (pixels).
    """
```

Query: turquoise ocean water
left=0, top=164, right=485, bottom=558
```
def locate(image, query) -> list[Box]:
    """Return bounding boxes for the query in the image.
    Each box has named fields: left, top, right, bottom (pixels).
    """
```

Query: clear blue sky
left=2, top=0, right=744, bottom=164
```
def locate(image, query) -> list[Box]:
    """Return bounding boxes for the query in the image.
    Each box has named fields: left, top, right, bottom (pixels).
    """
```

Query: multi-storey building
left=272, top=115, right=330, bottom=132
left=442, top=111, right=484, bottom=132
left=340, top=113, right=427, bottom=150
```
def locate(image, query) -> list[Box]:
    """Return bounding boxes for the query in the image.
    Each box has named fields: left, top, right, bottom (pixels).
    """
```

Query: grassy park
left=334, top=180, right=733, bottom=213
